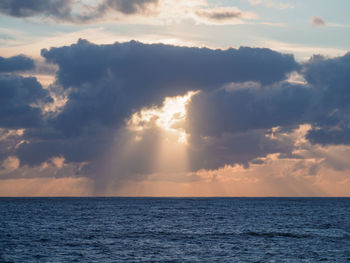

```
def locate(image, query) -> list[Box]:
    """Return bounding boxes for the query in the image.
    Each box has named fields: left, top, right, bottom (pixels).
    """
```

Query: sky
left=1, top=0, right=350, bottom=196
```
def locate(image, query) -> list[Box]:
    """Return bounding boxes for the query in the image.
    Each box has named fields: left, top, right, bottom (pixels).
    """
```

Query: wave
left=242, top=231, right=311, bottom=238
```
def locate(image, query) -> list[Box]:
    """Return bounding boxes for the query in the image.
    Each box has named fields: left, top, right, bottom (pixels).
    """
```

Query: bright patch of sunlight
left=128, top=91, right=198, bottom=143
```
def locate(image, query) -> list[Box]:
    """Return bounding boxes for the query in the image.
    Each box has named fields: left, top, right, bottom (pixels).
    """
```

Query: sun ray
left=128, top=91, right=197, bottom=144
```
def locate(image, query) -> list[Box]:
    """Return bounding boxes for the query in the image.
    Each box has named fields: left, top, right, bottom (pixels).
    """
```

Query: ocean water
left=1, top=198, right=350, bottom=262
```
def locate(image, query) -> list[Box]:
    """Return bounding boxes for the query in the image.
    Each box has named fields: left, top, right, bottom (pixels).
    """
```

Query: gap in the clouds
left=128, top=90, right=198, bottom=144
left=93, top=91, right=198, bottom=195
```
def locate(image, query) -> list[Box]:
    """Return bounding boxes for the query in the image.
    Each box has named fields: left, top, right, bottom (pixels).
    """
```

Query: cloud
left=0, top=74, right=51, bottom=129
left=306, top=128, right=350, bottom=146
left=185, top=50, right=350, bottom=155
left=303, top=53, right=350, bottom=145
left=42, top=39, right=296, bottom=87
left=0, top=55, right=34, bottom=72
left=2, top=39, right=350, bottom=195
left=0, top=53, right=51, bottom=164
left=0, top=0, right=73, bottom=19
left=186, top=82, right=312, bottom=137
left=183, top=50, right=350, bottom=169
left=38, top=39, right=297, bottom=136
left=184, top=81, right=314, bottom=170
left=0, top=0, right=104, bottom=23
left=312, top=16, right=326, bottom=27
left=0, top=72, right=51, bottom=166
left=0, top=0, right=160, bottom=23
left=195, top=7, right=257, bottom=25
left=187, top=129, right=294, bottom=171
left=7, top=39, right=297, bottom=190
left=0, top=0, right=257, bottom=26
left=103, top=0, right=159, bottom=15
left=1, top=156, right=20, bottom=172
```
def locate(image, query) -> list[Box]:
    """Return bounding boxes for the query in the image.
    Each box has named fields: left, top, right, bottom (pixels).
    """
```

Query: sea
left=1, top=198, right=350, bottom=262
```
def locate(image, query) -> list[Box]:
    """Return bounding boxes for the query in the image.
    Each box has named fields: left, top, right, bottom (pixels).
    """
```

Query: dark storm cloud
left=1, top=39, right=349, bottom=188
left=0, top=54, right=50, bottom=164
left=303, top=54, right=350, bottom=108
left=184, top=51, right=350, bottom=168
left=13, top=39, right=298, bottom=169
left=188, top=129, right=294, bottom=171
left=16, top=126, right=114, bottom=166
left=40, top=39, right=297, bottom=136
left=186, top=50, right=350, bottom=165
left=0, top=129, right=21, bottom=163
left=186, top=82, right=313, bottom=138
left=184, top=81, right=315, bottom=170
left=42, top=39, right=297, bottom=90
left=303, top=53, right=350, bottom=145
left=0, top=0, right=159, bottom=22
left=306, top=127, right=350, bottom=146
left=0, top=0, right=72, bottom=19
left=3, top=39, right=350, bottom=181
left=0, top=55, right=34, bottom=73
left=103, top=0, right=159, bottom=15
left=6, top=39, right=350, bottom=183
left=0, top=74, right=51, bottom=129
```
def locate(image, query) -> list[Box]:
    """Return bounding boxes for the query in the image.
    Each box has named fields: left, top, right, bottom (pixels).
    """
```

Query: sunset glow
left=1, top=0, right=350, bottom=197
left=2, top=2, right=350, bottom=262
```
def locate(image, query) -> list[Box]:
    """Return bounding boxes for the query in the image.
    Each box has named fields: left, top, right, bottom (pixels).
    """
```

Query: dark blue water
left=1, top=198, right=350, bottom=262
